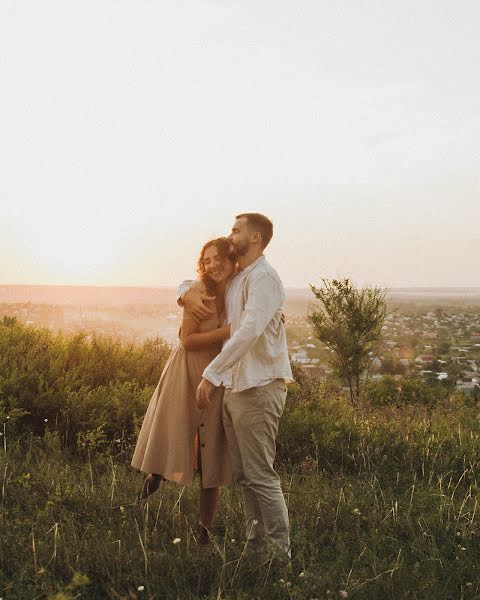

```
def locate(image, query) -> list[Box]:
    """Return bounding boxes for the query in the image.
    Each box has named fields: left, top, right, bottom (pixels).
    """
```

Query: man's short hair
left=236, top=213, right=273, bottom=249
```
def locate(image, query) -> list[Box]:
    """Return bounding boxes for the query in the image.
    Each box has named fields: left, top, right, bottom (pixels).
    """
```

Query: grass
left=1, top=428, right=479, bottom=600
left=2, top=320, right=480, bottom=598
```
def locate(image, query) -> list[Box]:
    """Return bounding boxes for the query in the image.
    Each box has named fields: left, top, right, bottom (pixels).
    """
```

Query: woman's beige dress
left=131, top=280, right=232, bottom=489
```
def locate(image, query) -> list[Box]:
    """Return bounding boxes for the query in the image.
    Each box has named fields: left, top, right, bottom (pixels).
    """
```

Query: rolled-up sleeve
left=203, top=273, right=283, bottom=385
left=176, top=280, right=194, bottom=307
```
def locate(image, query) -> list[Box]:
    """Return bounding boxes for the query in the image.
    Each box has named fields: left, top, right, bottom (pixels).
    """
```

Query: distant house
left=437, top=372, right=448, bottom=381
left=291, top=350, right=310, bottom=364
left=302, top=365, right=327, bottom=379
left=459, top=372, right=478, bottom=383
left=456, top=382, right=480, bottom=396
left=416, top=355, right=434, bottom=364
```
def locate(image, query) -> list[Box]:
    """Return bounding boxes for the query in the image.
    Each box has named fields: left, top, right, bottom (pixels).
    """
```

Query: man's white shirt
left=177, top=255, right=293, bottom=392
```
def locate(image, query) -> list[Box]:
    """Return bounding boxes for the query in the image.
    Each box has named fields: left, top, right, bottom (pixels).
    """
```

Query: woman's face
left=203, top=245, right=235, bottom=284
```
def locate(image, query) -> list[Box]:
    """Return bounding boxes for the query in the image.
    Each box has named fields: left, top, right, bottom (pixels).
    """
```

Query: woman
left=131, top=237, right=236, bottom=543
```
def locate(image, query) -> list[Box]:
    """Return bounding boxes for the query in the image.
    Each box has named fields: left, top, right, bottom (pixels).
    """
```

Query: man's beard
left=232, top=240, right=249, bottom=256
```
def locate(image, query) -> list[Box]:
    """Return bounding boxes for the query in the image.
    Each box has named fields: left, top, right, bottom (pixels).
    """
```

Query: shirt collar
left=238, top=254, right=265, bottom=277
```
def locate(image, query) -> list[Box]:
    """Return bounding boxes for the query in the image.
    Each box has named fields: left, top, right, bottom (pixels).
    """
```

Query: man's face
left=228, top=217, right=252, bottom=256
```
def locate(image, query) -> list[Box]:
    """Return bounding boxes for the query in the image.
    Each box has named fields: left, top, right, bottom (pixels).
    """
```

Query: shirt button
left=201, top=443, right=205, bottom=447
left=200, top=423, right=205, bottom=427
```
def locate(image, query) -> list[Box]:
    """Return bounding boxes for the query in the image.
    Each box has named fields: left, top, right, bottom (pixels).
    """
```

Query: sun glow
left=15, top=210, right=128, bottom=284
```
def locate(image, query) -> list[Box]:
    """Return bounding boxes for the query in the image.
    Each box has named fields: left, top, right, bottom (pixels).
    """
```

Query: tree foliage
left=308, top=278, right=387, bottom=405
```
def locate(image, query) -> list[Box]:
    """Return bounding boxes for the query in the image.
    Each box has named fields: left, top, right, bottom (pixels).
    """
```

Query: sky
left=1, top=1, right=479, bottom=288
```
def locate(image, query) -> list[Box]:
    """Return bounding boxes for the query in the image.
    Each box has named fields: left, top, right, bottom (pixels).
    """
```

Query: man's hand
left=196, top=378, right=216, bottom=409
left=184, top=288, right=216, bottom=321
left=220, top=323, right=231, bottom=341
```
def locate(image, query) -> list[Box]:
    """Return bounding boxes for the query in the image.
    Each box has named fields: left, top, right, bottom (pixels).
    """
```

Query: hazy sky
left=1, top=1, right=479, bottom=288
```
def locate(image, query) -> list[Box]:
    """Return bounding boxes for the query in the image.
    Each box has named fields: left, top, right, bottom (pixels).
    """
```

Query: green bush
left=280, top=367, right=480, bottom=483
left=0, top=317, right=169, bottom=445
left=364, top=375, right=447, bottom=406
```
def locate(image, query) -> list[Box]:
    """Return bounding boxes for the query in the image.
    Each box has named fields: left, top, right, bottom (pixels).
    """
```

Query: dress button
left=200, top=423, right=205, bottom=427
left=201, top=443, right=205, bottom=447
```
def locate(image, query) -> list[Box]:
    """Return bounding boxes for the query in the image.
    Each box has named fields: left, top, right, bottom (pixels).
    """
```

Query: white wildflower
left=339, top=591, right=349, bottom=599
left=173, top=537, right=181, bottom=544
left=299, top=571, right=305, bottom=578
left=137, top=585, right=144, bottom=591
left=44, top=418, right=48, bottom=423
left=252, top=519, right=258, bottom=525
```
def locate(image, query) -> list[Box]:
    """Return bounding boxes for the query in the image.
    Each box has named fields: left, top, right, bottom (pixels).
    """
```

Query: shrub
left=0, top=317, right=169, bottom=445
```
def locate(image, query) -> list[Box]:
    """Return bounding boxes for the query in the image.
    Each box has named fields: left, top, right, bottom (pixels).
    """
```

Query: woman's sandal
left=138, top=473, right=163, bottom=499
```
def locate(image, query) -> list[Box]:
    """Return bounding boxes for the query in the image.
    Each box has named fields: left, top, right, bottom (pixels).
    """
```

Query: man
left=178, top=213, right=293, bottom=559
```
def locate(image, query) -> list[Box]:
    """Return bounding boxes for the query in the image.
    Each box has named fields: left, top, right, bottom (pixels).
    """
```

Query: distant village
left=2, top=301, right=480, bottom=396
left=285, top=308, right=480, bottom=396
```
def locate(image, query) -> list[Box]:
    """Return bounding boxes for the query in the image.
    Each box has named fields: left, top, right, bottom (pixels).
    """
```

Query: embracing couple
left=131, top=213, right=293, bottom=561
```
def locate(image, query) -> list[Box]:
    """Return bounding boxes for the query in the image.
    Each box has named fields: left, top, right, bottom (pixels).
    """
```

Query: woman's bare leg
left=198, top=487, right=220, bottom=543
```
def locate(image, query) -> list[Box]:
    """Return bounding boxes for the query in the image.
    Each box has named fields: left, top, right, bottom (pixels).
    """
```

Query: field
left=1, top=318, right=479, bottom=599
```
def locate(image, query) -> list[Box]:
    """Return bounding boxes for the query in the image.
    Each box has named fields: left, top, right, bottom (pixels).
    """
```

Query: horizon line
left=1, top=283, right=480, bottom=291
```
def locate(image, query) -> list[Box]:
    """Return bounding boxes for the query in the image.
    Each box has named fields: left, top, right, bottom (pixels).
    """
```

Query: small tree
left=308, top=278, right=387, bottom=405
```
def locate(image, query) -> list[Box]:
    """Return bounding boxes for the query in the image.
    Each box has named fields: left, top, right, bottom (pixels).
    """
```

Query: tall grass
left=1, top=318, right=480, bottom=598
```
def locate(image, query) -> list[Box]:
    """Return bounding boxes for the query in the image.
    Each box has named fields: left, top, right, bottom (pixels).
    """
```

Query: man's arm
left=176, top=279, right=215, bottom=320
left=176, top=280, right=194, bottom=307
left=202, top=273, right=284, bottom=386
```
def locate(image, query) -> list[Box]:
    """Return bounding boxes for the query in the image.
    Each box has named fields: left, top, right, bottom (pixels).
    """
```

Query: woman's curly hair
left=197, top=237, right=237, bottom=294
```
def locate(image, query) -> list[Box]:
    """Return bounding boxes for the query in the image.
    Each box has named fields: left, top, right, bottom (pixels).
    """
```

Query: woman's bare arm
left=180, top=316, right=230, bottom=351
